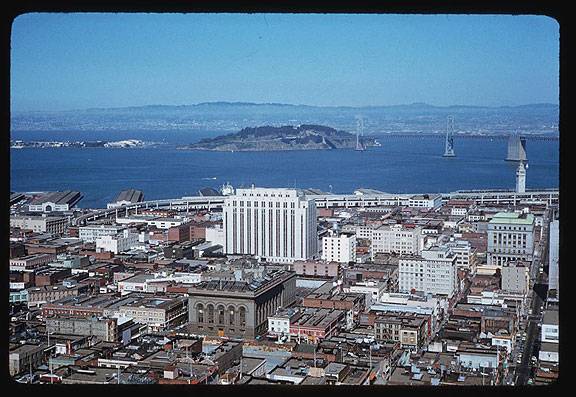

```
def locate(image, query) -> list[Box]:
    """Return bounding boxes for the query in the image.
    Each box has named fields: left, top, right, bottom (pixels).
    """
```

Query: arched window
left=207, top=304, right=214, bottom=324
left=228, top=306, right=235, bottom=325
left=197, top=303, right=204, bottom=323
left=239, top=306, right=246, bottom=327
left=217, top=305, right=225, bottom=324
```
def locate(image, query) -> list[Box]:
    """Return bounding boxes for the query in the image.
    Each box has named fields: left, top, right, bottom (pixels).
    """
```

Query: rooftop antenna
left=443, top=115, right=456, bottom=157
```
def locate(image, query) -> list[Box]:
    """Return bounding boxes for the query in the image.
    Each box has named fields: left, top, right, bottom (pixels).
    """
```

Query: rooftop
left=489, top=212, right=534, bottom=225
left=542, top=309, right=559, bottom=325
left=30, top=191, right=82, bottom=205
left=114, top=189, right=144, bottom=203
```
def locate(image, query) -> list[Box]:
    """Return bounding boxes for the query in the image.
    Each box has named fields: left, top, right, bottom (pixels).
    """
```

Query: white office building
left=408, top=194, right=442, bottom=209
left=398, top=246, right=458, bottom=298
left=223, top=187, right=318, bottom=263
left=79, top=225, right=124, bottom=242
left=321, top=232, right=356, bottom=263
left=371, top=224, right=423, bottom=258
left=96, top=229, right=140, bottom=254
left=445, top=239, right=474, bottom=269
left=487, top=211, right=535, bottom=267
left=205, top=224, right=226, bottom=246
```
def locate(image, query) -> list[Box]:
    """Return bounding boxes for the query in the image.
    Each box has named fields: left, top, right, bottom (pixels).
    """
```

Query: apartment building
left=321, top=232, right=356, bottom=263
left=398, top=246, right=458, bottom=298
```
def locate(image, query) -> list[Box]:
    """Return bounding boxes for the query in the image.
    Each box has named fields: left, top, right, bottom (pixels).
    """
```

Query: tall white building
left=321, top=232, right=356, bottom=263
left=487, top=211, right=535, bottom=267
left=223, top=187, right=318, bottom=263
left=548, top=219, right=559, bottom=296
left=371, top=224, right=423, bottom=258
left=398, top=246, right=458, bottom=298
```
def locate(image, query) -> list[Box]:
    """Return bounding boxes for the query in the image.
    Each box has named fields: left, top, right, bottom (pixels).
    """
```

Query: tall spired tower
left=516, top=161, right=526, bottom=193
left=443, top=115, right=456, bottom=157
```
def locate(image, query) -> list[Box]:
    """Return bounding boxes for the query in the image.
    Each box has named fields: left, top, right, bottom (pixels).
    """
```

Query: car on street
left=16, top=374, right=39, bottom=383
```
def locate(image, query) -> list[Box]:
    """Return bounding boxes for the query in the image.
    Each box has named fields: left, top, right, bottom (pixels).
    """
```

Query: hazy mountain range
left=11, top=102, right=559, bottom=135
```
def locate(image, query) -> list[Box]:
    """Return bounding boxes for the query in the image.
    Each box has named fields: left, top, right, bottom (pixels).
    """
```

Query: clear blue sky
left=11, top=13, right=559, bottom=111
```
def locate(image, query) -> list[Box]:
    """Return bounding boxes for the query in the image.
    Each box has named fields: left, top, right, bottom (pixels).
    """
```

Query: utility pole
left=313, top=345, right=317, bottom=367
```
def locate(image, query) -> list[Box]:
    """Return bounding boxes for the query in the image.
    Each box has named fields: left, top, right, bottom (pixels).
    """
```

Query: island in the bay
left=179, top=124, right=376, bottom=151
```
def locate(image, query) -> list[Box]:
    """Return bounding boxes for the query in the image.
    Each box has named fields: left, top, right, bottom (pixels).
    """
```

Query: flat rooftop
left=292, top=308, right=345, bottom=329
left=489, top=212, right=534, bottom=225
left=543, top=309, right=559, bottom=325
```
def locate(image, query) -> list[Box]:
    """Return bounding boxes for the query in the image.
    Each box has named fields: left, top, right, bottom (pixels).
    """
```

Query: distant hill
left=11, top=101, right=559, bottom=135
left=179, top=124, right=375, bottom=151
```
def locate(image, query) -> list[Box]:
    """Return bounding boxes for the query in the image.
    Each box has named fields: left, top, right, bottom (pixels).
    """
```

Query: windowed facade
left=223, top=187, right=318, bottom=263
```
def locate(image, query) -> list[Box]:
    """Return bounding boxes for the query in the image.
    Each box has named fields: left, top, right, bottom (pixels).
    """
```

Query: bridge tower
left=443, top=115, right=456, bottom=157
left=516, top=161, right=527, bottom=193
left=506, top=133, right=528, bottom=162
left=355, top=116, right=365, bottom=151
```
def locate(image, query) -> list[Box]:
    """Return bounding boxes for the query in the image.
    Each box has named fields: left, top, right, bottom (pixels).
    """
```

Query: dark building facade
left=187, top=270, right=296, bottom=339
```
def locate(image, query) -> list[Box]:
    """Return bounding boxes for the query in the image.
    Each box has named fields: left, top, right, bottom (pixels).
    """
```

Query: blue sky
left=11, top=13, right=559, bottom=111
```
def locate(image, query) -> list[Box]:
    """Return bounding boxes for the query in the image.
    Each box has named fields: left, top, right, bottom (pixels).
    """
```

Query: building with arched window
left=187, top=269, right=296, bottom=339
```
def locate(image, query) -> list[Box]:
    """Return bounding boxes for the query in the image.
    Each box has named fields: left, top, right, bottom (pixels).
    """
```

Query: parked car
left=16, top=374, right=39, bottom=383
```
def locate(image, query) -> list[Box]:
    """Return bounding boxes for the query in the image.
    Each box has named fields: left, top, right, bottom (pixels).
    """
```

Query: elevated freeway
left=71, top=188, right=558, bottom=226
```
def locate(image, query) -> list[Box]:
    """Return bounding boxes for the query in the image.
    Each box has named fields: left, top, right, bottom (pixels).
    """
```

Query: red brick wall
left=168, top=223, right=191, bottom=242
left=26, top=245, right=66, bottom=255
left=189, top=225, right=207, bottom=240
left=318, top=208, right=334, bottom=217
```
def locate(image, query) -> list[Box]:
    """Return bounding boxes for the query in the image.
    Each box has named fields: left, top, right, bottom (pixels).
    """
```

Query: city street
left=513, top=210, right=550, bottom=385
